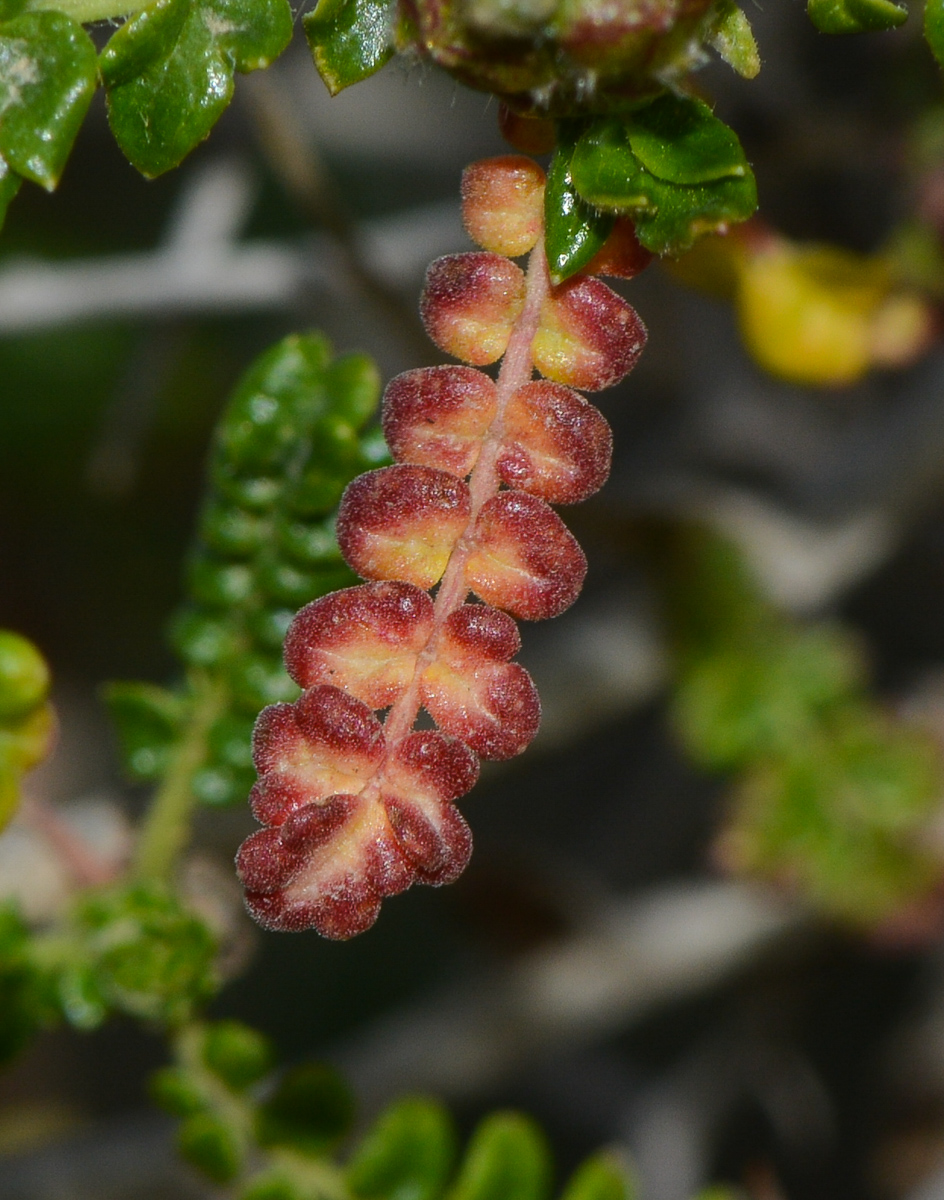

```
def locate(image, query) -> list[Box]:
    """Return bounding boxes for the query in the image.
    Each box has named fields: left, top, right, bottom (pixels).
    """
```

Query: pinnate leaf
left=305, top=0, right=395, bottom=96
left=100, top=0, right=292, bottom=177
left=0, top=11, right=97, bottom=189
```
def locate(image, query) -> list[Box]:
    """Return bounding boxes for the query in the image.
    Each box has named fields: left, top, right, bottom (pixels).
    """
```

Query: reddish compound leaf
left=382, top=366, right=498, bottom=478
left=421, top=253, right=527, bottom=365
left=337, top=465, right=471, bottom=589
left=498, top=380, right=612, bottom=504
left=284, top=582, right=434, bottom=708
left=533, top=275, right=647, bottom=391
left=465, top=491, right=587, bottom=620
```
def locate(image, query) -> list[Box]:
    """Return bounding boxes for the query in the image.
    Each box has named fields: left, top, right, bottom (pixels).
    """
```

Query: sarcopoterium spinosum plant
left=235, top=155, right=649, bottom=938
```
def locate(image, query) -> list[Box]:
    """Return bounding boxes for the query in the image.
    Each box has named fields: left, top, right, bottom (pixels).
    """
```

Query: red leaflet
left=421, top=253, right=526, bottom=365
left=461, top=156, right=546, bottom=257
left=284, top=582, right=434, bottom=708
left=533, top=275, right=648, bottom=391
left=382, top=366, right=497, bottom=478
left=421, top=605, right=540, bottom=759
left=498, top=380, right=612, bottom=504
left=239, top=150, right=650, bottom=938
left=465, top=491, right=587, bottom=620
left=337, top=465, right=471, bottom=589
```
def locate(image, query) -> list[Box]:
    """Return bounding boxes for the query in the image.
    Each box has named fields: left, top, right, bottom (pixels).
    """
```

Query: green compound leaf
left=0, top=156, right=21, bottom=231
left=100, top=0, right=292, bottom=178
left=544, top=127, right=613, bottom=286
left=104, top=681, right=184, bottom=782
left=626, top=93, right=750, bottom=185
left=926, top=0, right=944, bottom=65
left=808, top=0, right=907, bottom=33
left=448, top=1113, right=551, bottom=1200
left=571, top=119, right=757, bottom=256
left=257, top=1062, right=355, bottom=1156
left=348, top=1097, right=457, bottom=1200
left=708, top=0, right=760, bottom=79
left=304, top=0, right=396, bottom=96
left=0, top=11, right=97, bottom=189
left=560, top=1155, right=637, bottom=1200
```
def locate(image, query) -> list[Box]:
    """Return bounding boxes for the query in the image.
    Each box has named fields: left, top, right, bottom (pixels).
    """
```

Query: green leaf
left=626, top=94, right=750, bottom=185
left=304, top=0, right=395, bottom=96
left=202, top=1019, right=274, bottom=1090
left=708, top=0, right=760, bottom=79
left=559, top=1155, right=637, bottom=1200
left=808, top=0, right=907, bottom=33
left=570, top=120, right=653, bottom=211
left=257, top=1062, right=355, bottom=1156
left=0, top=156, right=21, bottom=231
left=150, top=1065, right=208, bottom=1116
left=104, top=681, right=184, bottom=782
left=0, top=11, right=97, bottom=189
left=178, top=1111, right=243, bottom=1184
left=926, top=0, right=944, bottom=64
left=325, top=352, right=382, bottom=429
left=100, top=0, right=292, bottom=177
left=448, top=1114, right=551, bottom=1200
left=348, top=1096, right=457, bottom=1200
left=544, top=131, right=613, bottom=286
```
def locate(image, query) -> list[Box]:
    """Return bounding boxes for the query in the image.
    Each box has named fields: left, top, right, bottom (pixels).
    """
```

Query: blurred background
left=5, top=1, right=944, bottom=1197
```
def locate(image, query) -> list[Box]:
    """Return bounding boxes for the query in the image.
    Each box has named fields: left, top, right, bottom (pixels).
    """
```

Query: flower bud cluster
left=238, top=156, right=649, bottom=938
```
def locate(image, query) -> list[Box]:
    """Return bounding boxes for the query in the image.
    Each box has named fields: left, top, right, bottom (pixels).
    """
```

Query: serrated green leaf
left=626, top=94, right=749, bottom=185
left=348, top=1097, right=457, bottom=1200
left=926, top=0, right=944, bottom=64
left=709, top=0, right=760, bottom=78
left=257, top=1062, right=355, bottom=1156
left=0, top=11, right=97, bottom=189
left=0, top=155, right=21, bottom=230
left=808, top=0, right=906, bottom=33
left=103, top=681, right=184, bottom=782
left=100, top=0, right=292, bottom=177
left=559, top=1155, right=636, bottom=1200
left=304, top=0, right=395, bottom=96
left=544, top=130, right=613, bottom=285
left=448, top=1114, right=551, bottom=1200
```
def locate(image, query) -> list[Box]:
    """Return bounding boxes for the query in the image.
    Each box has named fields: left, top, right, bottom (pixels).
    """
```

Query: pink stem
left=20, top=794, right=119, bottom=889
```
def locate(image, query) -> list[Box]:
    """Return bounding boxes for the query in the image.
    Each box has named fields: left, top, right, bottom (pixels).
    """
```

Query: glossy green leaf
left=544, top=131, right=613, bottom=285
left=257, top=1062, right=355, bottom=1156
left=626, top=94, right=749, bottom=185
left=0, top=156, right=21, bottom=231
left=926, top=0, right=944, bottom=65
left=100, top=0, right=292, bottom=177
left=570, top=120, right=652, bottom=211
left=304, top=0, right=395, bottom=96
left=559, top=1155, right=637, bottom=1200
left=348, top=1097, right=457, bottom=1200
left=103, top=681, right=184, bottom=782
left=808, top=0, right=907, bottom=33
left=0, top=11, right=97, bottom=189
left=448, top=1113, right=551, bottom=1200
left=708, top=0, right=760, bottom=79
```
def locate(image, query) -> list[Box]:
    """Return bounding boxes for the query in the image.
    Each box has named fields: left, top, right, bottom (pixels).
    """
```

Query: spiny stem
left=133, top=671, right=225, bottom=884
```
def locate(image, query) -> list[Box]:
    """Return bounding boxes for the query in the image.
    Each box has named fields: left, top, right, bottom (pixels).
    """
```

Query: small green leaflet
left=0, top=11, right=97, bottom=190
left=305, top=0, right=396, bottom=96
left=708, top=0, right=760, bottom=79
left=0, top=156, right=21, bottom=231
left=447, top=1114, right=551, bottom=1200
left=926, top=0, right=944, bottom=65
left=559, top=1155, right=637, bottom=1200
left=570, top=113, right=757, bottom=257
left=626, top=93, right=750, bottom=185
left=544, top=126, right=613, bottom=285
left=347, top=1097, right=457, bottom=1200
left=808, top=0, right=907, bottom=33
left=104, top=681, right=184, bottom=781
left=100, top=0, right=293, bottom=178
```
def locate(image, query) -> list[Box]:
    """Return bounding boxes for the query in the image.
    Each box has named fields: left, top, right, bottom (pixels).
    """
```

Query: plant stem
left=133, top=671, right=225, bottom=884
left=25, top=0, right=143, bottom=22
